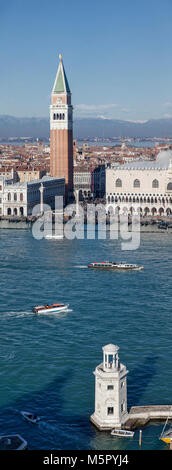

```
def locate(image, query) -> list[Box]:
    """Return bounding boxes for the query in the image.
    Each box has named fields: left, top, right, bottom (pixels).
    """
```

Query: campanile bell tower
left=50, top=54, right=73, bottom=201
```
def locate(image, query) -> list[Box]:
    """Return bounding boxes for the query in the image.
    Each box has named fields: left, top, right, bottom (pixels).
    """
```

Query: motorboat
left=0, top=434, right=28, bottom=450
left=111, top=429, right=134, bottom=438
left=33, top=303, right=69, bottom=314
left=45, top=234, right=63, bottom=239
left=21, top=411, right=40, bottom=424
left=88, top=262, right=143, bottom=270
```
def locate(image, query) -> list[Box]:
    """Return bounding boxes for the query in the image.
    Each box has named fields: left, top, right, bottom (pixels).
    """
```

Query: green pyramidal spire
left=53, top=54, right=71, bottom=94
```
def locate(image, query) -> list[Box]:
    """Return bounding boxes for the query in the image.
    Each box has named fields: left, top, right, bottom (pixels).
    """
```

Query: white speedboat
left=21, top=411, right=40, bottom=424
left=88, top=261, right=143, bottom=270
left=32, top=303, right=69, bottom=314
left=45, top=234, right=63, bottom=239
left=111, top=429, right=134, bottom=438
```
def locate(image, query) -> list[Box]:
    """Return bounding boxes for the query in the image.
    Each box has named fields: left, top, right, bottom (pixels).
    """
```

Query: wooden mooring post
left=139, top=430, right=142, bottom=448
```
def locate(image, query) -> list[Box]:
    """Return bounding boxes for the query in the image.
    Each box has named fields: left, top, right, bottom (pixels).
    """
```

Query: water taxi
left=111, top=429, right=134, bottom=438
left=32, top=303, right=69, bottom=314
left=88, top=262, right=143, bottom=270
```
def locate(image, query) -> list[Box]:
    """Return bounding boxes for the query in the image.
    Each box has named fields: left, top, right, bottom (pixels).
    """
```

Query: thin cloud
left=163, top=102, right=172, bottom=108
left=75, top=103, right=119, bottom=112
left=163, top=113, right=172, bottom=118
left=74, top=103, right=132, bottom=117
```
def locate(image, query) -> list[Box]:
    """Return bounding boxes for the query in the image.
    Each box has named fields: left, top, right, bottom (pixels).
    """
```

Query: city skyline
left=1, top=0, right=172, bottom=121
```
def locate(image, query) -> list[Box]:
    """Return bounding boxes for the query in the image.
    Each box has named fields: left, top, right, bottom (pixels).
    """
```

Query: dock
left=124, top=405, right=172, bottom=430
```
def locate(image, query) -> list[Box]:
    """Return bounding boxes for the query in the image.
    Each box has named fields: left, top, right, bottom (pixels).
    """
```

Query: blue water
left=0, top=228, right=171, bottom=450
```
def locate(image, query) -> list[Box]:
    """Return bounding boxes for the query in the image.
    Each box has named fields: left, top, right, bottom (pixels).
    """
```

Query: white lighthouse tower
left=90, top=344, right=129, bottom=430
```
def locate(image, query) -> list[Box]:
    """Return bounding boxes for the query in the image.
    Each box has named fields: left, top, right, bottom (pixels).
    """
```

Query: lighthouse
left=50, top=54, right=73, bottom=201
left=90, top=344, right=129, bottom=430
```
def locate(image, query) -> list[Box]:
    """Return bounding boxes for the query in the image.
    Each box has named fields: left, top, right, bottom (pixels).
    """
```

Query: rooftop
left=115, top=150, right=172, bottom=170
left=52, top=55, right=71, bottom=94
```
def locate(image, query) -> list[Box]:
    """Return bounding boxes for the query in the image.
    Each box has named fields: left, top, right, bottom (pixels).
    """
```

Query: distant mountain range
left=0, top=114, right=172, bottom=139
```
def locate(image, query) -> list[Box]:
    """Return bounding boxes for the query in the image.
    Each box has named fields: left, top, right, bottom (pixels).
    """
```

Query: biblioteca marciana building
left=0, top=176, right=65, bottom=217
left=106, top=151, right=172, bottom=216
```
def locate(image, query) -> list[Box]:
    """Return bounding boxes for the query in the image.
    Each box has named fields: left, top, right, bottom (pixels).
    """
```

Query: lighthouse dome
left=102, top=344, right=119, bottom=353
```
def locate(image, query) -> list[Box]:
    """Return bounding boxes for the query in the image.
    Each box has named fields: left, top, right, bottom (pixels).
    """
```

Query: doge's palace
left=106, top=151, right=172, bottom=216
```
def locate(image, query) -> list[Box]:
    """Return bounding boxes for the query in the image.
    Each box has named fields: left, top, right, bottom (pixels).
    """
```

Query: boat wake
left=2, top=310, right=34, bottom=318
left=2, top=308, right=73, bottom=320
left=0, top=351, right=15, bottom=360
left=74, top=265, right=88, bottom=269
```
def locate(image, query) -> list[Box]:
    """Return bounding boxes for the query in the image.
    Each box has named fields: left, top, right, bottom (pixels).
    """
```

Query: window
left=8, top=193, right=11, bottom=201
left=107, top=407, right=114, bottom=415
left=0, top=185, right=2, bottom=191
left=133, top=179, right=140, bottom=188
left=152, top=179, right=159, bottom=188
left=167, top=182, right=172, bottom=191
left=107, top=385, right=114, bottom=390
left=20, top=193, right=23, bottom=201
left=14, top=193, right=17, bottom=201
left=116, top=178, right=122, bottom=188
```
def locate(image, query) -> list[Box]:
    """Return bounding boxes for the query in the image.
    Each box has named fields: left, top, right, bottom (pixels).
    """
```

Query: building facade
left=106, top=152, right=172, bottom=216
left=74, top=167, right=92, bottom=199
left=1, top=176, right=65, bottom=217
left=73, top=164, right=106, bottom=200
left=50, top=54, right=73, bottom=201
left=92, top=164, right=106, bottom=198
left=16, top=169, right=46, bottom=183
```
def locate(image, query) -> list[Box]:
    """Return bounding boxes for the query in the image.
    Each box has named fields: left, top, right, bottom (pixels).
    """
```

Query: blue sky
left=1, top=0, right=172, bottom=121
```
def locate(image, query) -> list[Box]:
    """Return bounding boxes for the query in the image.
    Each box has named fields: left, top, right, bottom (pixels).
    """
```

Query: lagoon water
left=0, top=228, right=172, bottom=450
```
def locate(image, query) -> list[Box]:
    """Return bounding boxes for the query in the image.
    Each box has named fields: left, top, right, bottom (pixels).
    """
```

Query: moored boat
left=159, top=429, right=172, bottom=444
left=159, top=406, right=172, bottom=443
left=88, top=261, right=143, bottom=270
left=111, top=429, right=134, bottom=438
left=0, top=434, right=28, bottom=450
left=32, top=303, right=69, bottom=314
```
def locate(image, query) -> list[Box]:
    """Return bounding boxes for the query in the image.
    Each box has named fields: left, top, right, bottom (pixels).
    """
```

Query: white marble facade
left=1, top=176, right=65, bottom=217
left=106, top=152, right=172, bottom=216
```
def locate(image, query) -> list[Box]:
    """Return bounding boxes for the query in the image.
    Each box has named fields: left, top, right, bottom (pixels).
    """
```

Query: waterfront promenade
left=0, top=213, right=172, bottom=232
left=125, top=405, right=172, bottom=430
